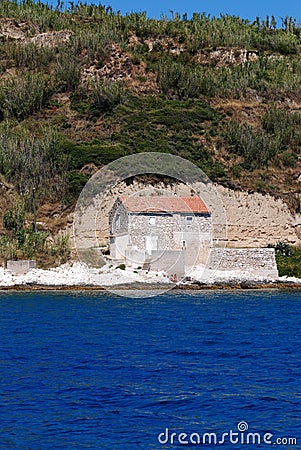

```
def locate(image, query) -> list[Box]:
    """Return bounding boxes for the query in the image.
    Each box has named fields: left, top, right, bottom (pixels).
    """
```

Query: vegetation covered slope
left=0, top=1, right=301, bottom=264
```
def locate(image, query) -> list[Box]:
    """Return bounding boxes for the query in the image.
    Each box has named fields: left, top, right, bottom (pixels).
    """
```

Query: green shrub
left=269, top=243, right=301, bottom=277
left=89, top=80, right=124, bottom=116
left=0, top=74, right=53, bottom=120
left=0, top=123, right=69, bottom=201
left=3, top=201, right=25, bottom=234
left=0, top=235, right=18, bottom=261
left=3, top=201, right=27, bottom=247
left=22, top=229, right=48, bottom=258
left=0, top=0, right=67, bottom=31
left=158, top=62, right=203, bottom=99
left=225, top=121, right=280, bottom=169
left=70, top=88, right=90, bottom=115
left=69, top=30, right=111, bottom=64
left=1, top=197, right=70, bottom=263
left=277, top=151, right=298, bottom=167
left=7, top=42, right=56, bottom=71
left=47, top=234, right=70, bottom=261
left=66, top=171, right=89, bottom=201
left=54, top=53, right=81, bottom=92
left=253, top=28, right=299, bottom=55
left=60, top=139, right=126, bottom=170
left=262, top=108, right=301, bottom=149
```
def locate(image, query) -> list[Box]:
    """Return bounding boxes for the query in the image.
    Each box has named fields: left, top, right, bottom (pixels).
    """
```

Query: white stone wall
left=129, top=213, right=175, bottom=250
left=128, top=213, right=211, bottom=252
left=208, top=248, right=278, bottom=277
left=178, top=213, right=211, bottom=233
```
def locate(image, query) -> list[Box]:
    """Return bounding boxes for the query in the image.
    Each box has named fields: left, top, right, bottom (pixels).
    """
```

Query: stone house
left=109, top=195, right=212, bottom=276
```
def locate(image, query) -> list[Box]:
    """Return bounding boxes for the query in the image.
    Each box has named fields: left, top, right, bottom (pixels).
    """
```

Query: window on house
left=149, top=217, right=156, bottom=225
left=186, top=216, right=193, bottom=222
left=115, top=214, right=121, bottom=229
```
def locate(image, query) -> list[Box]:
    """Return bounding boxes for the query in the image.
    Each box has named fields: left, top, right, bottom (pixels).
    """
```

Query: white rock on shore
left=0, top=263, right=172, bottom=287
left=0, top=262, right=300, bottom=288
left=186, top=264, right=279, bottom=284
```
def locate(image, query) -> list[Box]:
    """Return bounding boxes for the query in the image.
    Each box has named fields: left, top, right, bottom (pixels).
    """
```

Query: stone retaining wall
left=208, top=248, right=278, bottom=277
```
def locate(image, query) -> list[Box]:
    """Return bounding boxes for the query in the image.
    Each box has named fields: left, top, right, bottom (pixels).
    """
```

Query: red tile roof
left=120, top=196, right=210, bottom=213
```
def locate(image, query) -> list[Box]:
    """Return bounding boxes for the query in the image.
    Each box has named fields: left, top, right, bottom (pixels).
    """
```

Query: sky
left=87, top=0, right=301, bottom=24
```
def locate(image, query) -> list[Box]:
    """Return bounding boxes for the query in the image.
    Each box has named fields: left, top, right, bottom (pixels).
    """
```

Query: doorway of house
left=145, top=235, right=158, bottom=255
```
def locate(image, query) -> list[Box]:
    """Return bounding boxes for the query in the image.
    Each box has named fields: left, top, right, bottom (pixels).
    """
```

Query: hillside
left=0, top=1, right=301, bottom=265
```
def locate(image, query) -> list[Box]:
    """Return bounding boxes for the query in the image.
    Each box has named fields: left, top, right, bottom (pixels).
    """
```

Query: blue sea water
left=0, top=289, right=300, bottom=449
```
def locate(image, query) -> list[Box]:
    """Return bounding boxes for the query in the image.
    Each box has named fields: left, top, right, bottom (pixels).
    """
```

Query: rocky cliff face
left=216, top=186, right=301, bottom=247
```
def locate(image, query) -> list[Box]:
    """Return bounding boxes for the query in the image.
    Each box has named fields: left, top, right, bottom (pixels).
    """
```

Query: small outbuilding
left=7, top=260, right=36, bottom=275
